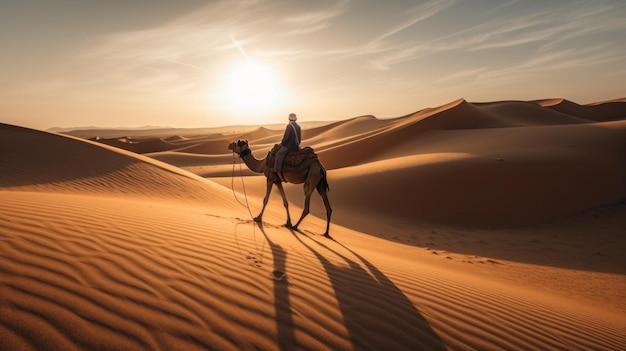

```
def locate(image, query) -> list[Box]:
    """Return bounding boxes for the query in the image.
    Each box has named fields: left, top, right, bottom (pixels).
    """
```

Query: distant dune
left=2, top=97, right=625, bottom=350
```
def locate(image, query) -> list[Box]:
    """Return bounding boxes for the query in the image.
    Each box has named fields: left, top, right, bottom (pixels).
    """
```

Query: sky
left=1, top=0, right=625, bottom=130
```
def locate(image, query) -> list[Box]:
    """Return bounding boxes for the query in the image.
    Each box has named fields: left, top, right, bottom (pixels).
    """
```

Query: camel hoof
left=285, top=223, right=293, bottom=229
left=323, top=233, right=332, bottom=239
left=253, top=217, right=262, bottom=223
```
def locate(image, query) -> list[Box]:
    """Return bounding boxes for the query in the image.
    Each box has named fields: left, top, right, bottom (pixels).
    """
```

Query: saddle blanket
left=268, top=144, right=318, bottom=168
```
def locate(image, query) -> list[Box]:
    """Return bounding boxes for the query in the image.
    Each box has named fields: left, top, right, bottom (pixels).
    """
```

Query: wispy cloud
left=281, top=0, right=349, bottom=35
left=437, top=67, right=489, bottom=84
left=367, top=46, right=422, bottom=71
left=470, top=3, right=625, bottom=51
left=76, top=1, right=275, bottom=96
left=372, top=0, right=456, bottom=43
left=323, top=0, right=456, bottom=69
left=366, top=1, right=626, bottom=71
left=82, top=0, right=357, bottom=79
left=484, top=0, right=520, bottom=15
left=498, top=45, right=622, bottom=74
left=443, top=44, right=624, bottom=91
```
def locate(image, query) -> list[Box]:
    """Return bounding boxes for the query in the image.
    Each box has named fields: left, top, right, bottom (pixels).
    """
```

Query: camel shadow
left=289, top=230, right=446, bottom=351
left=253, top=222, right=297, bottom=351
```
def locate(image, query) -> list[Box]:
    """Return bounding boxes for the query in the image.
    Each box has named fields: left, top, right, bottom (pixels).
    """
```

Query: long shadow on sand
left=323, top=203, right=626, bottom=275
left=254, top=222, right=296, bottom=351
left=290, top=230, right=446, bottom=351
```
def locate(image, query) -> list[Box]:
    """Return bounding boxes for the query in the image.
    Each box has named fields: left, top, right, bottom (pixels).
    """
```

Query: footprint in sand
left=246, top=252, right=262, bottom=267
left=271, top=270, right=287, bottom=282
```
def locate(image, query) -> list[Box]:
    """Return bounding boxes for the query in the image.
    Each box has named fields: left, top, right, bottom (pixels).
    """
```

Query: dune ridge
left=2, top=97, right=625, bottom=350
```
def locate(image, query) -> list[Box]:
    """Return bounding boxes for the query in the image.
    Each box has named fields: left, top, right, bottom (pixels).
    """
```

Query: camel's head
left=228, top=139, right=251, bottom=156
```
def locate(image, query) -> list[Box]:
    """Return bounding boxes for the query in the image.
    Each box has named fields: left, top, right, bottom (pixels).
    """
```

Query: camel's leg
left=293, top=182, right=315, bottom=231
left=293, top=193, right=312, bottom=231
left=254, top=179, right=274, bottom=222
left=319, top=190, right=332, bottom=238
left=275, top=182, right=293, bottom=227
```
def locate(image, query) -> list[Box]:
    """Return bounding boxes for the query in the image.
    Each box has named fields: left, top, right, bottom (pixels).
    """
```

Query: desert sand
left=1, top=98, right=625, bottom=350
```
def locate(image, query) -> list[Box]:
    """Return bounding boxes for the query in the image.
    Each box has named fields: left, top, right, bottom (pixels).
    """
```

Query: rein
left=231, top=151, right=254, bottom=220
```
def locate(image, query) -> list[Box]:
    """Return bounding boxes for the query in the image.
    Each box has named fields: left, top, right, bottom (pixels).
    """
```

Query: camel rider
left=274, top=113, right=301, bottom=179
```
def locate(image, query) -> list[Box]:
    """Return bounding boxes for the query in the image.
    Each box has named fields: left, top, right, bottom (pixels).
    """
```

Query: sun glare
left=213, top=59, right=287, bottom=122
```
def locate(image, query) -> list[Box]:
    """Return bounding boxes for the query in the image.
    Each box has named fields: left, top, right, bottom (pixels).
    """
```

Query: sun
left=213, top=59, right=287, bottom=122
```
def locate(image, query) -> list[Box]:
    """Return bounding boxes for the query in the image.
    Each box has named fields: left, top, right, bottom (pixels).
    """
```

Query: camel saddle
left=267, top=144, right=318, bottom=170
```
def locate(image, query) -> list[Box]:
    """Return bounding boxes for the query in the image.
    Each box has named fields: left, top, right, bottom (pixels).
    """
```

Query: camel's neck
left=240, top=151, right=267, bottom=174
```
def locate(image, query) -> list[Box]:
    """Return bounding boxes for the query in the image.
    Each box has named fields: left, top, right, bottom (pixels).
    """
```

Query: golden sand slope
left=2, top=190, right=624, bottom=350
left=0, top=124, right=235, bottom=205
left=2, top=97, right=626, bottom=350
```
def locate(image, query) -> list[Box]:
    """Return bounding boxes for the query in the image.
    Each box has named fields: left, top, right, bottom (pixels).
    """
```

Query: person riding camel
left=274, top=113, right=301, bottom=181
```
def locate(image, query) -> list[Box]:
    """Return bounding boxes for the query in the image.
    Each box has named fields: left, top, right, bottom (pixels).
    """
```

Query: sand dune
left=537, top=97, right=626, bottom=122
left=325, top=120, right=626, bottom=226
left=90, top=136, right=179, bottom=154
left=0, top=124, right=235, bottom=205
left=2, top=97, right=625, bottom=350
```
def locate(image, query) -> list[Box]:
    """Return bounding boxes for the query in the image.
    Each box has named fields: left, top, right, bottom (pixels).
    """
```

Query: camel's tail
left=317, top=166, right=330, bottom=193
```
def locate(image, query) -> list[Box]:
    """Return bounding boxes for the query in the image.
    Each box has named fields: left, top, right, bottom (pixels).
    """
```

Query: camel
left=228, top=139, right=332, bottom=238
